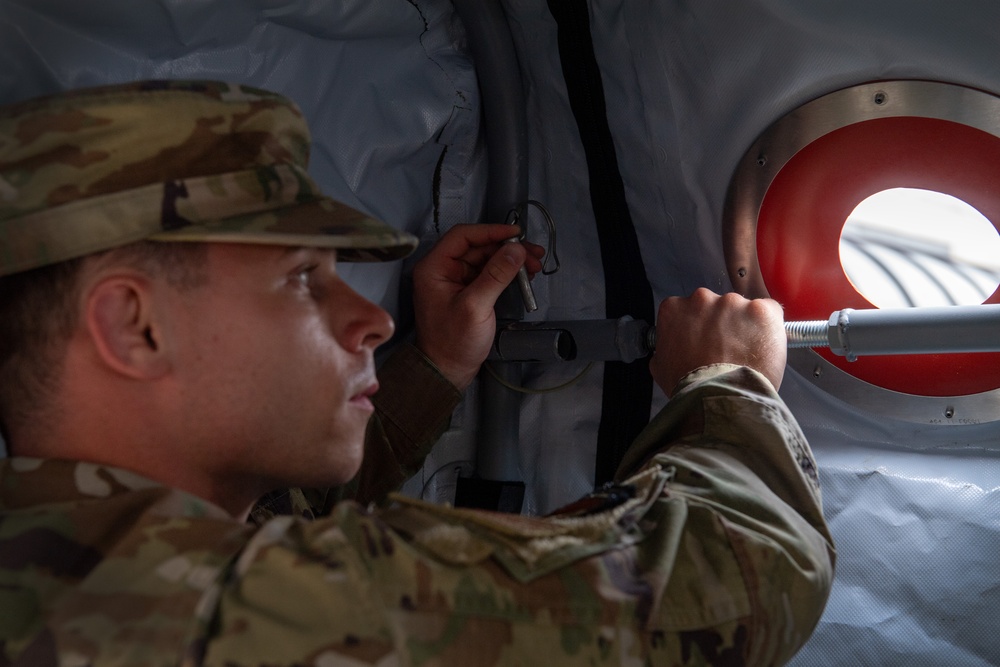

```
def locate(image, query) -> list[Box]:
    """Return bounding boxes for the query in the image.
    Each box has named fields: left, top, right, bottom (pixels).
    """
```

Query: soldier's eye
left=291, top=264, right=318, bottom=289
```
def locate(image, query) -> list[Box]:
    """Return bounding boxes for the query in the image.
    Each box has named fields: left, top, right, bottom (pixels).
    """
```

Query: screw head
left=874, top=91, right=888, bottom=105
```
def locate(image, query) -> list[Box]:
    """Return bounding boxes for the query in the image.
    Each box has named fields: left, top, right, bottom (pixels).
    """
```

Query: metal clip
left=504, top=200, right=560, bottom=313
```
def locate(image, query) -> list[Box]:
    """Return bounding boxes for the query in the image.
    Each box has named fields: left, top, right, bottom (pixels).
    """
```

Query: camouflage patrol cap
left=0, top=80, right=419, bottom=277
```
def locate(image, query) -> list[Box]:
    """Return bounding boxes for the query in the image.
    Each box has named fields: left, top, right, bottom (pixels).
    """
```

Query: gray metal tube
left=452, top=0, right=527, bottom=484
left=490, top=317, right=653, bottom=363
left=825, top=304, right=1000, bottom=361
left=492, top=328, right=574, bottom=362
left=490, top=305, right=1000, bottom=363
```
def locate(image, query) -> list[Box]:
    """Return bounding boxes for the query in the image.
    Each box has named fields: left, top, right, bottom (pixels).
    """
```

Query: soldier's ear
left=84, top=273, right=171, bottom=380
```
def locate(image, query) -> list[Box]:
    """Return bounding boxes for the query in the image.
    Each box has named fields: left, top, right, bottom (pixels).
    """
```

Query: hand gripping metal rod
left=489, top=304, right=1000, bottom=363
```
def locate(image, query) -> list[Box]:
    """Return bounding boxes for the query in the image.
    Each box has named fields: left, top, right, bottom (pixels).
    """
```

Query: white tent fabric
left=2, top=1, right=999, bottom=664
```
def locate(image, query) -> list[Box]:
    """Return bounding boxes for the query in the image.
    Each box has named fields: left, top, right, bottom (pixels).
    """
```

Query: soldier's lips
left=349, top=381, right=378, bottom=412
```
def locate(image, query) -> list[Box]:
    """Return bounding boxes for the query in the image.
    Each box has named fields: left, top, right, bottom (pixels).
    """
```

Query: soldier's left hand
left=413, top=223, right=544, bottom=389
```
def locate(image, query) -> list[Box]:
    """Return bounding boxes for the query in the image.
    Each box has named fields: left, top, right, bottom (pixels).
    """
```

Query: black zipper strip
left=546, top=0, right=655, bottom=486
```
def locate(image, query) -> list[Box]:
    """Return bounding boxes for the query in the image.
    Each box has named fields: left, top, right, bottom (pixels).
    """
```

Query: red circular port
left=757, top=116, right=1000, bottom=396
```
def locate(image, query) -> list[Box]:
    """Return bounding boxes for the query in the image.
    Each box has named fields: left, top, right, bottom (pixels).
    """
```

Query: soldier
left=0, top=80, right=834, bottom=666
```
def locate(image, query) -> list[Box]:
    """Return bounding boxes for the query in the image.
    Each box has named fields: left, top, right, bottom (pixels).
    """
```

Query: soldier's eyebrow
left=277, top=246, right=337, bottom=266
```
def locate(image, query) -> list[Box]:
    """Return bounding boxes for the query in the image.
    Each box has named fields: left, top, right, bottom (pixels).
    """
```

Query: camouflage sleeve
left=613, top=363, right=835, bottom=664
left=249, top=343, right=462, bottom=522
left=205, top=363, right=835, bottom=666
left=329, top=342, right=463, bottom=507
left=0, top=458, right=254, bottom=667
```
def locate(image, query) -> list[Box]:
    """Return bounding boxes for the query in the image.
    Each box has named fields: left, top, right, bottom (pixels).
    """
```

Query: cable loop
left=484, top=361, right=593, bottom=394
left=505, top=200, right=561, bottom=275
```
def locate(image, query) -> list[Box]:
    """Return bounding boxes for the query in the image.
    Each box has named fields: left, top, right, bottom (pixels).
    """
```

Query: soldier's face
left=165, top=243, right=394, bottom=492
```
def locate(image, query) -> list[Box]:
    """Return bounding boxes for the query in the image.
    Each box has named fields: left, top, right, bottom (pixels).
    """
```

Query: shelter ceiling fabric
left=3, top=1, right=1000, bottom=664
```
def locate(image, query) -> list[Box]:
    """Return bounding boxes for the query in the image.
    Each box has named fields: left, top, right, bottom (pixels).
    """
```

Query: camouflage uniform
left=0, top=82, right=834, bottom=665
left=0, top=361, right=833, bottom=666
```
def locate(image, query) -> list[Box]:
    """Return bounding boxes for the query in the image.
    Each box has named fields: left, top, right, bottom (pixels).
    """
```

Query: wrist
left=414, top=342, right=476, bottom=391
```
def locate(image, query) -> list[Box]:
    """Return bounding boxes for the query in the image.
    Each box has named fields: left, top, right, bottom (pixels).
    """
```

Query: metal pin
left=509, top=242, right=538, bottom=312
left=504, top=209, right=538, bottom=313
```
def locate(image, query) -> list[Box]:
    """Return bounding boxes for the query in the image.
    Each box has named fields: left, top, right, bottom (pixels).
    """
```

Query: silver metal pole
left=489, top=316, right=652, bottom=363
left=791, top=304, right=1000, bottom=361
left=489, top=305, right=1000, bottom=363
left=452, top=0, right=528, bottom=503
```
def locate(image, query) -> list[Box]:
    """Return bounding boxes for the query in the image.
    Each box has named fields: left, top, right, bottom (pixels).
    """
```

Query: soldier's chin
left=283, top=435, right=366, bottom=491
left=329, top=433, right=366, bottom=485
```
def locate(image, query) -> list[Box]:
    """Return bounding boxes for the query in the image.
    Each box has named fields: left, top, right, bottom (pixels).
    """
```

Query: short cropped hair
left=0, top=242, right=207, bottom=445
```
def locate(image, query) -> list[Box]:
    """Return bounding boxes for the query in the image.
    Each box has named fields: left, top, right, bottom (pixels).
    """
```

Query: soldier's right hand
left=649, top=288, right=786, bottom=397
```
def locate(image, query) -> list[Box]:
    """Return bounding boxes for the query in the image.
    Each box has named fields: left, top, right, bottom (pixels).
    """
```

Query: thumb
left=466, top=242, right=525, bottom=306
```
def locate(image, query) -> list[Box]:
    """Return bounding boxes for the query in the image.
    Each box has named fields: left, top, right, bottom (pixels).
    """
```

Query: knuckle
left=485, top=261, right=510, bottom=285
left=747, top=297, right=782, bottom=322
left=719, top=290, right=746, bottom=307
left=691, top=286, right=716, bottom=302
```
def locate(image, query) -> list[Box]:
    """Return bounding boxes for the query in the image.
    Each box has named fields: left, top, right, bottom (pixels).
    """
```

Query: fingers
left=419, top=224, right=544, bottom=284
left=464, top=242, right=527, bottom=306
left=650, top=288, right=787, bottom=396
left=522, top=241, right=546, bottom=277
left=411, top=224, right=540, bottom=391
left=430, top=224, right=522, bottom=262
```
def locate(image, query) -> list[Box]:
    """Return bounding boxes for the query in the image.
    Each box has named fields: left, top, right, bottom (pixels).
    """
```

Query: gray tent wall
left=2, top=1, right=999, bottom=665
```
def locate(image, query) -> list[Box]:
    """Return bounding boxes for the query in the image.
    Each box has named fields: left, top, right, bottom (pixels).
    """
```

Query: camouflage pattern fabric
left=0, top=364, right=834, bottom=666
left=0, top=80, right=418, bottom=277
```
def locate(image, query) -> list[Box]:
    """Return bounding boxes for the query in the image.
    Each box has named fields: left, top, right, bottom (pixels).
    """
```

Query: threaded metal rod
left=785, top=320, right=830, bottom=348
